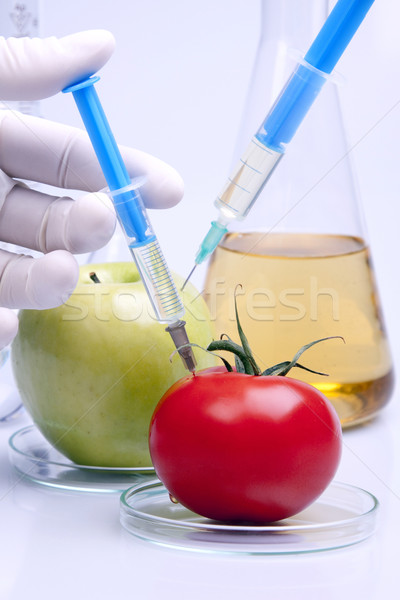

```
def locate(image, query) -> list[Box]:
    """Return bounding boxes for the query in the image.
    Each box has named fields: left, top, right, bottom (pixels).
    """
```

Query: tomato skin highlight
left=149, top=371, right=342, bottom=523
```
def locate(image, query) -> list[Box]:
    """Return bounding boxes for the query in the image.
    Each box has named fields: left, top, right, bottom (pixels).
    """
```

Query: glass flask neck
left=259, top=0, right=328, bottom=47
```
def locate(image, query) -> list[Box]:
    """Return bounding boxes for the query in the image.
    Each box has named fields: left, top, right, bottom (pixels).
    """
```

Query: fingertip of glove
left=66, top=193, right=116, bottom=254
left=137, top=159, right=185, bottom=209
left=30, top=251, right=80, bottom=308
left=61, top=29, right=116, bottom=65
left=159, top=167, right=185, bottom=209
left=0, top=30, right=117, bottom=101
left=59, top=30, right=116, bottom=88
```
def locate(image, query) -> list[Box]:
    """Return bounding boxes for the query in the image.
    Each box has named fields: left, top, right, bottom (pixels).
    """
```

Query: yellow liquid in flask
left=204, top=233, right=394, bottom=427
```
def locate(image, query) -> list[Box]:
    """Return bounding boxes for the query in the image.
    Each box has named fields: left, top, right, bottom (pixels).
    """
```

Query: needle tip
left=181, top=265, right=197, bottom=291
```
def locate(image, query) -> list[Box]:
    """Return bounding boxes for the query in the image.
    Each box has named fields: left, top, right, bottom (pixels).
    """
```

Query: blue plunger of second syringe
left=256, top=0, right=375, bottom=152
left=188, top=0, right=375, bottom=280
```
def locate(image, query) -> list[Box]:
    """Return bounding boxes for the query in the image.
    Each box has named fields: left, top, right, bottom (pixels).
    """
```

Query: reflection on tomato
left=149, top=370, right=342, bottom=523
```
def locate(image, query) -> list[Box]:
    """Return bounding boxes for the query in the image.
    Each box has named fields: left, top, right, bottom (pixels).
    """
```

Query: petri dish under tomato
left=120, top=479, right=379, bottom=554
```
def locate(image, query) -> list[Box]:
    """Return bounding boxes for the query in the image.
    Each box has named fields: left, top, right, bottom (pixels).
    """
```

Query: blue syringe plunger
left=63, top=77, right=152, bottom=245
left=304, top=0, right=375, bottom=74
left=256, top=0, right=375, bottom=152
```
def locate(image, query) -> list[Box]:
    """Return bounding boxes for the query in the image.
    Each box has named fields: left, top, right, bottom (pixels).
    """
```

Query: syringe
left=63, top=76, right=196, bottom=372
left=183, top=0, right=375, bottom=289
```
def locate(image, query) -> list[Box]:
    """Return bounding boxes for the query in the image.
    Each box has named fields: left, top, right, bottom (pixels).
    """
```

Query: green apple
left=11, top=263, right=217, bottom=468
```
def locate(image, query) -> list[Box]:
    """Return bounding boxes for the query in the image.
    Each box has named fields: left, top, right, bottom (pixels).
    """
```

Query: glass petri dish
left=120, top=479, right=379, bottom=554
left=9, top=425, right=155, bottom=494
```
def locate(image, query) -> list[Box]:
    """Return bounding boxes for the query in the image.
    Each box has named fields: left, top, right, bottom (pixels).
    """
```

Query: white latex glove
left=0, top=31, right=184, bottom=349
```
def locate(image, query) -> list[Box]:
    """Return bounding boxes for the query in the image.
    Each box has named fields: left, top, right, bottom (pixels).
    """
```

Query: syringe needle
left=181, top=264, right=197, bottom=291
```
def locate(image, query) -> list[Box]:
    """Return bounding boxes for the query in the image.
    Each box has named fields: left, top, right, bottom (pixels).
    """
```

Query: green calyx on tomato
left=206, top=286, right=343, bottom=377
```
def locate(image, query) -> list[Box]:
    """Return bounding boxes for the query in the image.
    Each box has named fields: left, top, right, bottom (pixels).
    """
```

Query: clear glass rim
left=9, top=425, right=155, bottom=474
left=120, top=479, right=379, bottom=533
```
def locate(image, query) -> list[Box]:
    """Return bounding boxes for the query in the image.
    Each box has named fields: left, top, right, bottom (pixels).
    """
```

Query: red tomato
left=149, top=370, right=342, bottom=523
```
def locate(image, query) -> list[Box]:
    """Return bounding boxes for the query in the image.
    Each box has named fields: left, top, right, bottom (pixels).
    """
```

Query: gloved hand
left=0, top=30, right=184, bottom=349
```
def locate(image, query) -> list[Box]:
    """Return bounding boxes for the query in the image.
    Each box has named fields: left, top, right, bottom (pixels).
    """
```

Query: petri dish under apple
left=120, top=479, right=379, bottom=554
left=9, top=425, right=155, bottom=493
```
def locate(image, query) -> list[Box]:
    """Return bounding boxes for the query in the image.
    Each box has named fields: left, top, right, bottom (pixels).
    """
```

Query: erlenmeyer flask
left=204, top=0, right=394, bottom=427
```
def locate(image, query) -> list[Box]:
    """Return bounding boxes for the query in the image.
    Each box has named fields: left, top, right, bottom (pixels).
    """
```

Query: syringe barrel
left=108, top=184, right=185, bottom=324
left=129, top=239, right=185, bottom=324
left=110, top=181, right=154, bottom=243
left=214, top=136, right=283, bottom=221
left=211, top=62, right=326, bottom=244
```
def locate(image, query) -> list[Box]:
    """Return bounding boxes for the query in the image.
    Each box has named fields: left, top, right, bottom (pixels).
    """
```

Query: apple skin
left=11, top=263, right=217, bottom=467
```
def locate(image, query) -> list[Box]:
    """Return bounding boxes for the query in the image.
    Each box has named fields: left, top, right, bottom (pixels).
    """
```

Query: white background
left=1, top=1, right=400, bottom=599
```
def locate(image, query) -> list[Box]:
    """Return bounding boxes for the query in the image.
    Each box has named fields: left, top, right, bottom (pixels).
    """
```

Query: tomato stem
left=207, top=339, right=255, bottom=375
left=207, top=286, right=345, bottom=378
left=232, top=285, right=261, bottom=375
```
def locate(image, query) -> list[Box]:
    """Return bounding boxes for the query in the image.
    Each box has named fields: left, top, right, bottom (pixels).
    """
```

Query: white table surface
left=1, top=351, right=399, bottom=600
